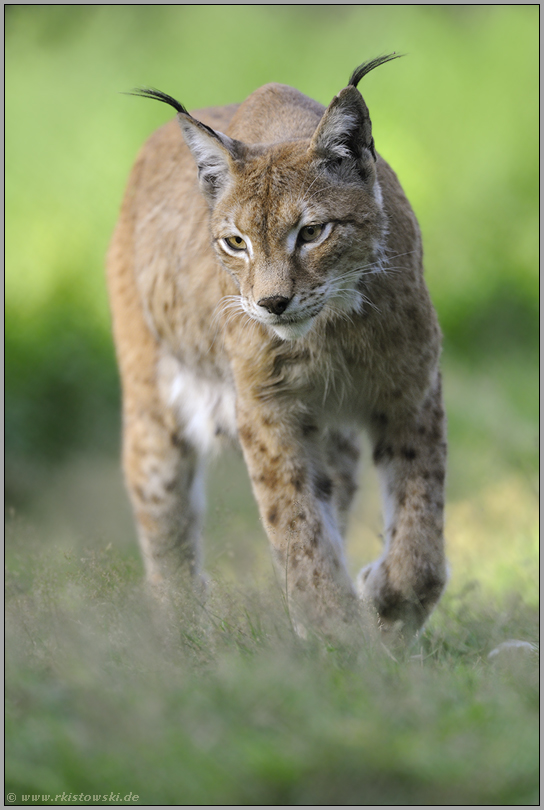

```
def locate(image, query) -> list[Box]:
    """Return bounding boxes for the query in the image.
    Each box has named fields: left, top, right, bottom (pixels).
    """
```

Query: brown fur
left=107, top=59, right=447, bottom=641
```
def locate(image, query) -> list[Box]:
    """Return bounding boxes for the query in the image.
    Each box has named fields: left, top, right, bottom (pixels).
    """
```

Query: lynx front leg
left=237, top=406, right=359, bottom=634
left=123, top=401, right=205, bottom=598
left=358, top=377, right=448, bottom=640
left=119, top=348, right=206, bottom=602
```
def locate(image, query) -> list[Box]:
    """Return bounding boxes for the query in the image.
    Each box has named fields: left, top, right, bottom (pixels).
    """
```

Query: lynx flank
left=107, top=56, right=447, bottom=641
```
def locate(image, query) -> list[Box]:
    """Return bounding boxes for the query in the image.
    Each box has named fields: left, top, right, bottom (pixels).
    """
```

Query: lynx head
left=130, top=55, right=400, bottom=340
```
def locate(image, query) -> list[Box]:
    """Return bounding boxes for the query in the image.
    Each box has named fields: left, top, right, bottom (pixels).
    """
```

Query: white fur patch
left=373, top=178, right=384, bottom=209
left=285, top=226, right=299, bottom=255
left=169, top=367, right=237, bottom=455
left=271, top=318, right=315, bottom=341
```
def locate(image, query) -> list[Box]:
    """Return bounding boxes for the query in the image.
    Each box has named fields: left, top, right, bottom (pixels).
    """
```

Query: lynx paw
left=356, top=560, right=439, bottom=643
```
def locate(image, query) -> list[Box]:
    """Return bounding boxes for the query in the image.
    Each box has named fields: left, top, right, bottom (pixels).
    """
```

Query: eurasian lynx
left=107, top=55, right=447, bottom=641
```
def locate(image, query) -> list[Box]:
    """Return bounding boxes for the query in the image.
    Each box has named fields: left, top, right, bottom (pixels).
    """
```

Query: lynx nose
left=258, top=295, right=290, bottom=316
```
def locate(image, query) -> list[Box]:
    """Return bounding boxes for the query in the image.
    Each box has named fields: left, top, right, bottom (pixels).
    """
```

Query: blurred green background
left=5, top=7, right=539, bottom=805
left=6, top=4, right=538, bottom=475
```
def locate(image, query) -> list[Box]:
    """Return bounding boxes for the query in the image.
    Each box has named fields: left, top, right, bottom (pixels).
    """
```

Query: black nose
left=258, top=295, right=290, bottom=316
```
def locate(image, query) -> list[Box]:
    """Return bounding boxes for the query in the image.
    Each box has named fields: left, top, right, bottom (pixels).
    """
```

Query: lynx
left=107, top=55, right=447, bottom=641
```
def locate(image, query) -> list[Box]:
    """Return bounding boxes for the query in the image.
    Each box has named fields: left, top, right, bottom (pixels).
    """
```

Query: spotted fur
left=107, top=58, right=447, bottom=640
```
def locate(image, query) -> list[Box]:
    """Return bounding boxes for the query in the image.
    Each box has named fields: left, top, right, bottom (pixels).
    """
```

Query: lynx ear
left=309, top=86, right=376, bottom=176
left=177, top=114, right=243, bottom=202
left=123, top=88, right=242, bottom=202
left=309, top=54, right=402, bottom=177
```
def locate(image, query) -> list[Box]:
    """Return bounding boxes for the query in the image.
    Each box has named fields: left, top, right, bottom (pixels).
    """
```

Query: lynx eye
left=298, top=224, right=324, bottom=243
left=224, top=235, right=247, bottom=251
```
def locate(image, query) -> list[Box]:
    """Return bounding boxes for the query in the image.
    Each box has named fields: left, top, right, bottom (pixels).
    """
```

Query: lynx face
left=208, top=143, right=388, bottom=340
left=169, top=78, right=390, bottom=342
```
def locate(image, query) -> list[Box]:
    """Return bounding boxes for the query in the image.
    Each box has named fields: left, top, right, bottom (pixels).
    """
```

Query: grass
left=5, top=536, right=539, bottom=805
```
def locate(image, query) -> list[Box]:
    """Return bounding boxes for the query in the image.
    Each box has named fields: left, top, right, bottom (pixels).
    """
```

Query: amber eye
left=299, top=224, right=324, bottom=243
left=224, top=235, right=247, bottom=251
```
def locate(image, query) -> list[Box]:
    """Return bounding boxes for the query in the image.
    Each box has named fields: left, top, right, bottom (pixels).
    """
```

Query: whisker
left=383, top=249, right=417, bottom=265
left=208, top=295, right=247, bottom=352
left=360, top=294, right=381, bottom=314
left=327, top=303, right=356, bottom=329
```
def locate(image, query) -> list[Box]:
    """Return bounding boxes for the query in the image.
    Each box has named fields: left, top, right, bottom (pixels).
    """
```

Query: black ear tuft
left=348, top=53, right=404, bottom=89
left=123, top=87, right=189, bottom=115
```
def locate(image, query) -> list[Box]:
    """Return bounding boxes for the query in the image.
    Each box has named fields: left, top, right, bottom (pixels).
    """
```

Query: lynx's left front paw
left=357, top=559, right=446, bottom=642
left=357, top=561, right=406, bottom=639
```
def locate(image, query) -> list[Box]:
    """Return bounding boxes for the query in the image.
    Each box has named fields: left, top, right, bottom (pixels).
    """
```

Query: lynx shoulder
left=107, top=55, right=447, bottom=641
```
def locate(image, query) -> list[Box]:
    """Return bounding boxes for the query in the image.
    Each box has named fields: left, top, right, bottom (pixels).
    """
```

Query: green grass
left=5, top=531, right=539, bottom=806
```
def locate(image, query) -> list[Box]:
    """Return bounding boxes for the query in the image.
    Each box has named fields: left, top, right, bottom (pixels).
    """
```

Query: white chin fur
left=271, top=319, right=314, bottom=341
